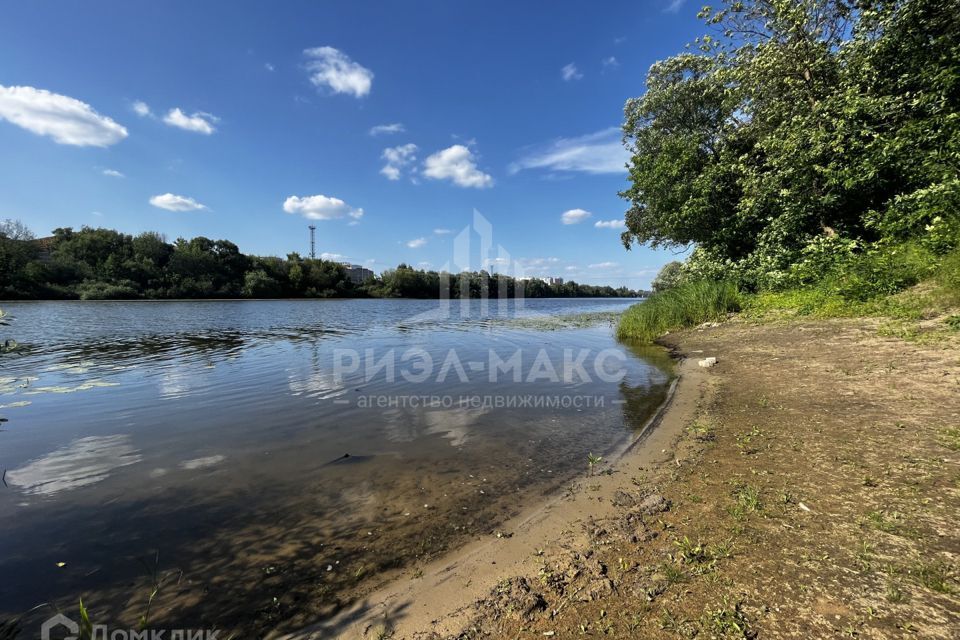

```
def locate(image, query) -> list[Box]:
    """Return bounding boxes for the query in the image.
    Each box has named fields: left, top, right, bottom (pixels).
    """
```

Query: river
left=0, top=298, right=669, bottom=635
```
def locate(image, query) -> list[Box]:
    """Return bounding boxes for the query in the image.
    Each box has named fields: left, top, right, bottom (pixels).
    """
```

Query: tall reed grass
left=617, top=281, right=741, bottom=342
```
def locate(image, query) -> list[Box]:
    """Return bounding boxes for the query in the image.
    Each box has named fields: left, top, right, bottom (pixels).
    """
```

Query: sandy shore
left=284, top=316, right=960, bottom=639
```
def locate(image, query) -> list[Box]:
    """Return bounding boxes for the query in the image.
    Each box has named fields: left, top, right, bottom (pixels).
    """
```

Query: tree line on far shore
left=0, top=223, right=640, bottom=300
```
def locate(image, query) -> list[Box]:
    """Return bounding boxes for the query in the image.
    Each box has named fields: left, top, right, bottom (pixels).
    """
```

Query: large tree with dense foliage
left=620, top=0, right=960, bottom=290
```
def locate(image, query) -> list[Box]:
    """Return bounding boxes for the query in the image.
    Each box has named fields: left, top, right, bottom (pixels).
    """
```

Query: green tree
left=620, top=0, right=960, bottom=290
left=651, top=261, right=684, bottom=292
left=0, top=219, right=38, bottom=297
left=242, top=269, right=282, bottom=298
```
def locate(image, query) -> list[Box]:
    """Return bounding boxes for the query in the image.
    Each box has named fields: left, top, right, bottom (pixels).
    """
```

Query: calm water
left=0, top=298, right=670, bottom=635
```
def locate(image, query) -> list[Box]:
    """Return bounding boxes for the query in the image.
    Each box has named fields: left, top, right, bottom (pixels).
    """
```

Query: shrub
left=77, top=280, right=140, bottom=300
left=617, top=280, right=741, bottom=342
left=832, top=243, right=937, bottom=302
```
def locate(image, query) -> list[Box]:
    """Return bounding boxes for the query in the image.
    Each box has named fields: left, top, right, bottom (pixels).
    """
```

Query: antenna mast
left=308, top=225, right=316, bottom=259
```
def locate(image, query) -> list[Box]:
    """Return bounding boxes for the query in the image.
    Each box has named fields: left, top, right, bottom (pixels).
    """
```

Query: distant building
left=339, top=262, right=374, bottom=284
left=515, top=276, right=564, bottom=286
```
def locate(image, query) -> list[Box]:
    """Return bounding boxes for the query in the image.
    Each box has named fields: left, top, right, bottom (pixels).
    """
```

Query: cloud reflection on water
left=7, top=434, right=142, bottom=496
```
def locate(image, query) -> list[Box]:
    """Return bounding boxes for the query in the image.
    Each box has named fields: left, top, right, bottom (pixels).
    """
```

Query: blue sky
left=0, top=0, right=700, bottom=288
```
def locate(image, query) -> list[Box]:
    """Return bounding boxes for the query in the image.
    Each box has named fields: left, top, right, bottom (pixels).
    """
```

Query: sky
left=0, top=0, right=702, bottom=289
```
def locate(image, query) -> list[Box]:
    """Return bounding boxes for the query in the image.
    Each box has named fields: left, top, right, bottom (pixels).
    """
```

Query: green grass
left=729, top=483, right=762, bottom=520
left=617, top=280, right=742, bottom=342
left=617, top=244, right=960, bottom=345
left=743, top=244, right=960, bottom=325
left=910, top=560, right=955, bottom=594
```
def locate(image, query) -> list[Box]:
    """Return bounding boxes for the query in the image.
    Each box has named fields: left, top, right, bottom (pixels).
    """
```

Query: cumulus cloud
left=588, top=261, right=619, bottom=269
left=102, top=169, right=125, bottom=178
left=320, top=252, right=348, bottom=261
left=406, top=237, right=427, bottom=248
left=149, top=193, right=208, bottom=212
left=509, top=127, right=628, bottom=175
left=283, top=194, right=364, bottom=221
left=380, top=143, right=418, bottom=180
left=369, top=122, right=404, bottom=136
left=0, top=85, right=127, bottom=147
left=132, top=100, right=152, bottom=117
left=595, top=219, right=625, bottom=229
left=602, top=56, right=619, bottom=69
left=561, top=208, right=592, bottom=225
left=163, top=108, right=217, bottom=134
left=304, top=46, right=373, bottom=98
left=423, top=144, right=493, bottom=188
left=561, top=63, right=583, bottom=81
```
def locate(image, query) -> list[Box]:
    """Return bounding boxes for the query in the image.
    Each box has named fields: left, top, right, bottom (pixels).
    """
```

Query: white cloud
left=406, top=237, right=427, bottom=248
left=369, top=122, right=405, bottom=136
left=417, top=261, right=433, bottom=269
left=163, top=108, right=218, bottom=134
left=423, top=144, right=493, bottom=188
left=132, top=100, right=152, bottom=117
left=320, top=252, right=348, bottom=261
left=283, top=194, right=364, bottom=221
left=561, top=208, right=592, bottom=225
left=588, top=261, right=619, bottom=269
left=380, top=143, right=418, bottom=180
left=149, top=193, right=208, bottom=212
left=665, top=0, right=686, bottom=13
left=602, top=56, right=619, bottom=69
left=304, top=46, right=373, bottom=98
left=561, top=63, right=583, bottom=81
left=433, top=228, right=452, bottom=235
left=516, top=256, right=561, bottom=276
left=509, top=127, right=628, bottom=175
left=0, top=85, right=127, bottom=147
left=264, top=63, right=275, bottom=72
left=519, top=257, right=560, bottom=267
left=595, top=219, right=625, bottom=229
left=102, top=169, right=125, bottom=178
